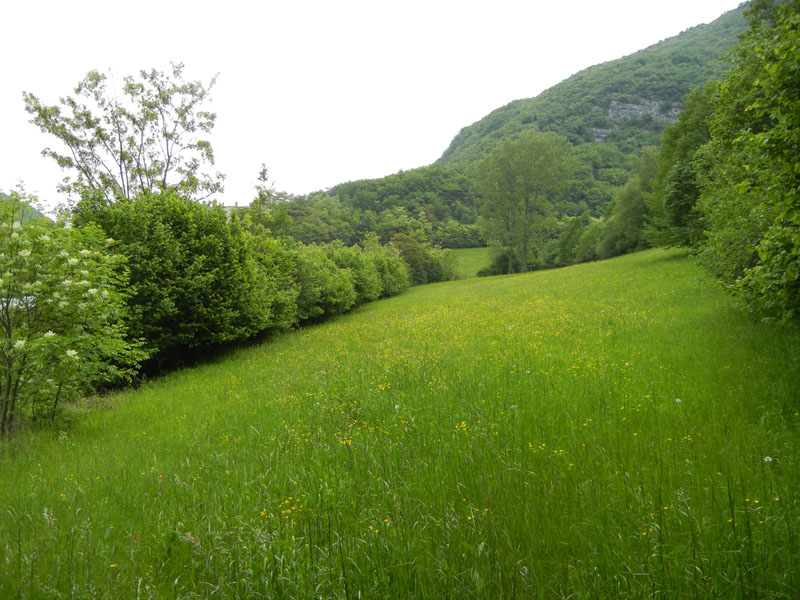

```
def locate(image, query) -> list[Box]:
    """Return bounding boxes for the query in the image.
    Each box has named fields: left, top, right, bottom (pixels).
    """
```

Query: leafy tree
left=240, top=165, right=293, bottom=237
left=573, top=220, right=605, bottom=263
left=23, top=63, right=223, bottom=203
left=646, top=82, right=718, bottom=246
left=477, top=131, right=574, bottom=272
left=389, top=233, right=431, bottom=285
left=597, top=147, right=657, bottom=258
left=698, top=0, right=800, bottom=322
left=554, top=213, right=592, bottom=266
left=0, top=189, right=144, bottom=434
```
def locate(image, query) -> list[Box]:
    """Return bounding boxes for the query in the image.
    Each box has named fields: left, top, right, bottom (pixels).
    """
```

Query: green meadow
left=452, top=247, right=490, bottom=278
left=1, top=249, right=798, bottom=599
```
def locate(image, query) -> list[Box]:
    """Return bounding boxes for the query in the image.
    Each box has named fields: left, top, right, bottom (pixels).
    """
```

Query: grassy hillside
left=2, top=249, right=799, bottom=598
left=439, top=7, right=746, bottom=165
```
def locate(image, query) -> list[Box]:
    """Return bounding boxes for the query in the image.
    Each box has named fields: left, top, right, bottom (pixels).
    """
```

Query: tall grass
left=1, top=249, right=798, bottom=598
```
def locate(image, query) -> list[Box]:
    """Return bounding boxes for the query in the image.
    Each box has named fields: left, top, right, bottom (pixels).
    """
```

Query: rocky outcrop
left=607, top=99, right=681, bottom=122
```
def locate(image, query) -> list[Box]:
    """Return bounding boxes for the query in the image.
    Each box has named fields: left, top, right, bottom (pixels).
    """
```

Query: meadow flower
left=13, top=339, right=25, bottom=349
left=44, top=331, right=56, bottom=338
left=65, top=349, right=78, bottom=359
left=675, top=398, right=682, bottom=403
left=763, top=456, right=773, bottom=463
left=68, top=258, right=79, bottom=265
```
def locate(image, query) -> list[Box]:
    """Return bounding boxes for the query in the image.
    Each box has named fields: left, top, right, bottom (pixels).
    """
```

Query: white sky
left=2, top=0, right=743, bottom=212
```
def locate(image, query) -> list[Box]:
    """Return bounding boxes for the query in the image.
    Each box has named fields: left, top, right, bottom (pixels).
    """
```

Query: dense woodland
left=2, top=0, right=799, bottom=434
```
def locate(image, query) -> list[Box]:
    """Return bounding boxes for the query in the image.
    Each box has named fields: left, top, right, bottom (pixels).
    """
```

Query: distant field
left=453, top=246, right=490, bottom=278
left=2, top=249, right=799, bottom=598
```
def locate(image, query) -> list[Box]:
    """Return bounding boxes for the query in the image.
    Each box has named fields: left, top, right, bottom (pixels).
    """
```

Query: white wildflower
left=40, top=234, right=50, bottom=242
left=77, top=280, right=90, bottom=286
left=87, top=288, right=98, bottom=295
left=44, top=331, right=56, bottom=338
left=19, top=249, right=31, bottom=257
left=13, top=339, right=25, bottom=349
left=65, top=349, right=78, bottom=359
left=59, top=250, right=69, bottom=258
left=79, top=249, right=91, bottom=256
left=12, top=221, right=21, bottom=230
left=763, top=456, right=774, bottom=463
left=675, top=398, right=682, bottom=404
left=68, top=258, right=79, bottom=265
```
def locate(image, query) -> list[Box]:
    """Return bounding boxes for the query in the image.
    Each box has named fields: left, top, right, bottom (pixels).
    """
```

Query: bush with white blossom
left=0, top=189, right=145, bottom=435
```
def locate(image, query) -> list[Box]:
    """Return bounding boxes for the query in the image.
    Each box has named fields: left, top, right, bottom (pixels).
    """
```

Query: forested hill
left=438, top=5, right=746, bottom=166
left=267, top=4, right=747, bottom=249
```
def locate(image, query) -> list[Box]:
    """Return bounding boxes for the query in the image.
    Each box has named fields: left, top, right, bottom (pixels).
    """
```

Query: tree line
left=1, top=66, right=457, bottom=435
left=475, top=0, right=800, bottom=329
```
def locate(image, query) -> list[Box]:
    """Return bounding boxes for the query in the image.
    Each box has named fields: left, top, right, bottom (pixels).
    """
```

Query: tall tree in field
left=476, top=140, right=522, bottom=274
left=477, top=131, right=574, bottom=272
left=23, top=63, right=223, bottom=204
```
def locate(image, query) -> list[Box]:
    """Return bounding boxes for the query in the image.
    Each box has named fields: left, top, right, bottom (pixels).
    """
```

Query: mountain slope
left=438, top=6, right=746, bottom=165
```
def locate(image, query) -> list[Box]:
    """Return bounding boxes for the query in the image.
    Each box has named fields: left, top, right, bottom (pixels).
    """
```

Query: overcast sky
left=2, top=0, right=743, bottom=211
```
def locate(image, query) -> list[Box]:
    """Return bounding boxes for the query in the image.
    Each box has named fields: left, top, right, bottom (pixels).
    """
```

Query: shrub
left=361, top=235, right=410, bottom=297
left=0, top=190, right=144, bottom=434
left=326, top=242, right=382, bottom=304
left=74, top=192, right=271, bottom=366
left=294, top=244, right=356, bottom=321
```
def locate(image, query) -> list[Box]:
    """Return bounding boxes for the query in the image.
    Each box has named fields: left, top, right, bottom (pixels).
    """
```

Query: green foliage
left=73, top=192, right=270, bottom=366
left=284, top=193, right=361, bottom=245
left=294, top=244, right=357, bottom=321
left=243, top=233, right=299, bottom=333
left=439, top=7, right=746, bottom=166
left=698, top=0, right=800, bottom=323
left=647, top=82, right=718, bottom=246
left=389, top=233, right=432, bottom=285
left=573, top=220, right=605, bottom=263
left=596, top=147, right=657, bottom=259
left=0, top=189, right=144, bottom=434
left=23, top=63, right=223, bottom=204
left=388, top=233, right=457, bottom=285
left=554, top=213, right=592, bottom=267
left=477, top=131, right=575, bottom=273
left=327, top=241, right=382, bottom=305
left=360, top=234, right=410, bottom=297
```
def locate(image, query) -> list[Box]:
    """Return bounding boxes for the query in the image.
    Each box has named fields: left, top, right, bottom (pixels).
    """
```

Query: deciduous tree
left=23, top=63, right=223, bottom=204
left=477, top=131, right=574, bottom=272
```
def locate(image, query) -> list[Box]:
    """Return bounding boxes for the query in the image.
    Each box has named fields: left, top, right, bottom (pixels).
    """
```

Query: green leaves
left=0, top=189, right=145, bottom=434
left=476, top=131, right=574, bottom=273
left=698, top=0, right=800, bottom=323
left=23, top=63, right=222, bottom=204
